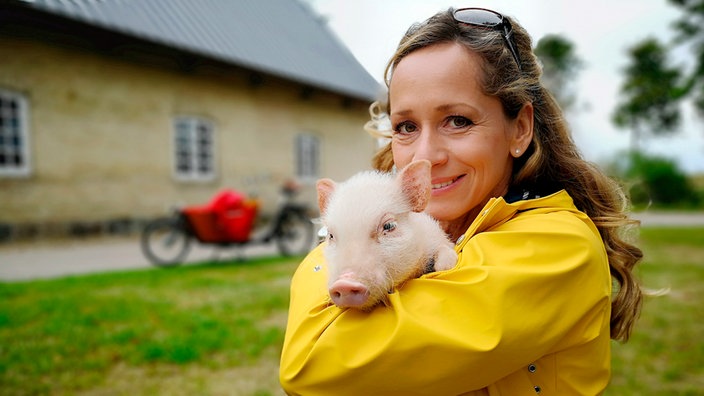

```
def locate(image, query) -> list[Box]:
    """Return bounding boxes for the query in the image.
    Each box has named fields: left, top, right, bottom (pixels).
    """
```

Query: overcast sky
left=306, top=0, right=704, bottom=173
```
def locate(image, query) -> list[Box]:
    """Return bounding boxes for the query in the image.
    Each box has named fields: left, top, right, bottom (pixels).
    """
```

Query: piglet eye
left=383, top=222, right=396, bottom=232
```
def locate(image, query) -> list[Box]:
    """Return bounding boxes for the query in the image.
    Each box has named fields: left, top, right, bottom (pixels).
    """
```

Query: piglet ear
left=316, top=179, right=337, bottom=213
left=397, top=160, right=431, bottom=213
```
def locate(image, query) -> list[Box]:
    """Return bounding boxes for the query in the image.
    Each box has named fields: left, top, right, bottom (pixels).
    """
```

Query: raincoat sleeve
left=279, top=208, right=612, bottom=396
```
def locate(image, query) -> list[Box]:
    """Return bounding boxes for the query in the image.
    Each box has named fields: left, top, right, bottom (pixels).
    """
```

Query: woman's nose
left=412, top=130, right=447, bottom=165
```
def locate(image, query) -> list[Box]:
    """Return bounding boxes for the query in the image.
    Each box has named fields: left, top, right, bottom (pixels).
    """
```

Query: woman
left=280, top=7, right=643, bottom=395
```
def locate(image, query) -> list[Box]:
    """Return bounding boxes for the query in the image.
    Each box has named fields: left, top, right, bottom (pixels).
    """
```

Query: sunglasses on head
left=453, top=7, right=522, bottom=71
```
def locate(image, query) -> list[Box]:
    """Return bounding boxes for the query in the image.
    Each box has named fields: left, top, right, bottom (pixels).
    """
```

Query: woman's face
left=389, top=42, right=532, bottom=228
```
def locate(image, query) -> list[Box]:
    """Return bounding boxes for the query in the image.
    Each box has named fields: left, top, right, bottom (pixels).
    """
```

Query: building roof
left=9, top=0, right=381, bottom=101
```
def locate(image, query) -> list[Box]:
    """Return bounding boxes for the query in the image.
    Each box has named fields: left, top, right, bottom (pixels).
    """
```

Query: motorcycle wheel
left=140, top=217, right=192, bottom=267
left=275, top=210, right=314, bottom=257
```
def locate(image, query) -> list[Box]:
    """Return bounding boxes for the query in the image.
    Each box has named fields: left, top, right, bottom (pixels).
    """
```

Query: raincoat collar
left=456, top=189, right=576, bottom=251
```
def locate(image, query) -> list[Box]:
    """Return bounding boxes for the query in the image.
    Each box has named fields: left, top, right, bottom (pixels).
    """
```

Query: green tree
left=534, top=34, right=582, bottom=111
left=669, top=0, right=704, bottom=115
left=612, top=38, right=685, bottom=152
left=612, top=151, right=701, bottom=207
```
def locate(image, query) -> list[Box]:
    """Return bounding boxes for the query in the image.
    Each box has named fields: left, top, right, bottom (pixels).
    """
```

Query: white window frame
left=0, top=89, right=31, bottom=178
left=172, top=116, right=216, bottom=182
left=295, top=132, right=320, bottom=182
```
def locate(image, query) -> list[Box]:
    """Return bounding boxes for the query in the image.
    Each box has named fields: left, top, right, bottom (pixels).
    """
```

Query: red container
left=183, top=205, right=226, bottom=243
left=183, top=190, right=259, bottom=243
left=220, top=199, right=259, bottom=242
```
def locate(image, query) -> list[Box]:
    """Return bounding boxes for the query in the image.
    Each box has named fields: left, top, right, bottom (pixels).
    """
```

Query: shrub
left=608, top=151, right=701, bottom=209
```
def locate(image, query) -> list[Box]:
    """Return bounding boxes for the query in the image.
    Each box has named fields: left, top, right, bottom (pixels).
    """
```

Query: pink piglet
left=316, top=160, right=458, bottom=311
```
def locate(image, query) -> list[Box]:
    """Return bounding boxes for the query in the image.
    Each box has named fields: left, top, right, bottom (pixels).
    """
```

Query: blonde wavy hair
left=367, top=8, right=643, bottom=342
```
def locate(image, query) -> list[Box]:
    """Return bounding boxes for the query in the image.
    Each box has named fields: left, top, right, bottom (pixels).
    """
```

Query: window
left=0, top=89, right=31, bottom=177
left=295, top=133, right=320, bottom=181
left=173, top=116, right=215, bottom=181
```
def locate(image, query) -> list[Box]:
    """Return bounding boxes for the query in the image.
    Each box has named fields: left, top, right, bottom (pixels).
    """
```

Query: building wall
left=0, top=36, right=377, bottom=232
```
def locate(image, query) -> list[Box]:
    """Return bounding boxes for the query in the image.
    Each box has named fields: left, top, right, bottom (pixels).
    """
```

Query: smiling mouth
left=432, top=175, right=463, bottom=190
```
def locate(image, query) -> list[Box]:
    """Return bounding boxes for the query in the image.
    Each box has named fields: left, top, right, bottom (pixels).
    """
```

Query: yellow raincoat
left=280, top=190, right=612, bottom=395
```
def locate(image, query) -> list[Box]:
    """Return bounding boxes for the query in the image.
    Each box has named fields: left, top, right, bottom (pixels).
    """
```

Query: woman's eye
left=448, top=116, right=473, bottom=129
left=393, top=122, right=417, bottom=135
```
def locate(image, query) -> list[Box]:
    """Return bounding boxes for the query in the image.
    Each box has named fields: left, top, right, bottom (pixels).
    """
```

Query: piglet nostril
left=329, top=279, right=370, bottom=308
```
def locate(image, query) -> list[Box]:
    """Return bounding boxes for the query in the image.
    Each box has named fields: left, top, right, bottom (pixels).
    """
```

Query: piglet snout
left=329, top=278, right=370, bottom=308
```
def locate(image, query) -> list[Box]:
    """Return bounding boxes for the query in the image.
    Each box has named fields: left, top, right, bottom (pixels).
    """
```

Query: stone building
left=0, top=0, right=381, bottom=240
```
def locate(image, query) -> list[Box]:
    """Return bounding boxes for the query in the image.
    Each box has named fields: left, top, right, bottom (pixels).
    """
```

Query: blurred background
left=0, top=0, right=383, bottom=243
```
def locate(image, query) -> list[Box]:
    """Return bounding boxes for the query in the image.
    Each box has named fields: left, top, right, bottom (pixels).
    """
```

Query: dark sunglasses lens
left=454, top=9, right=503, bottom=27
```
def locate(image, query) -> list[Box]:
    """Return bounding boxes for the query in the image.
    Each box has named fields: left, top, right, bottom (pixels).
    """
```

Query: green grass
left=0, top=256, right=300, bottom=396
left=607, top=227, right=704, bottom=395
left=1, top=227, right=703, bottom=395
